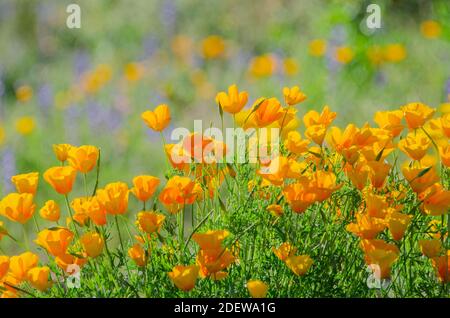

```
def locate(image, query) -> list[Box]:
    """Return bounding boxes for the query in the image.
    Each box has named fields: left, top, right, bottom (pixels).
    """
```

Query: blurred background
left=0, top=0, right=449, bottom=208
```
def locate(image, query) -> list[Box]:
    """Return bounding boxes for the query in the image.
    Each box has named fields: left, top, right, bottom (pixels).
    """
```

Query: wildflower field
left=0, top=0, right=450, bottom=299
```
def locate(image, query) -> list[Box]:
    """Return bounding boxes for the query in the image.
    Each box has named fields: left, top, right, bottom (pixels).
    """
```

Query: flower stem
left=64, top=194, right=80, bottom=239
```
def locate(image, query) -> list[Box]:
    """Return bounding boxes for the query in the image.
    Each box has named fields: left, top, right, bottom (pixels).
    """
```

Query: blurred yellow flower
left=247, top=280, right=268, bottom=298
left=15, top=85, right=33, bottom=103
left=201, top=35, right=225, bottom=59
left=249, top=54, right=276, bottom=78
left=124, top=62, right=144, bottom=82
left=367, top=45, right=385, bottom=66
left=309, top=39, right=327, bottom=57
left=0, top=125, right=5, bottom=146
left=335, top=46, right=354, bottom=64
left=384, top=44, right=406, bottom=63
left=420, top=20, right=442, bottom=39
left=283, top=58, right=299, bottom=76
left=15, top=116, right=35, bottom=135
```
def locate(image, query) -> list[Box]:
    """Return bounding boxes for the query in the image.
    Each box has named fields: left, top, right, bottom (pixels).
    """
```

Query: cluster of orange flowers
left=1, top=83, right=450, bottom=297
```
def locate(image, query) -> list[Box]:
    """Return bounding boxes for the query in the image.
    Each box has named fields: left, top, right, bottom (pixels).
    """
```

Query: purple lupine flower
left=73, top=51, right=91, bottom=79
left=326, top=24, right=348, bottom=73
left=1, top=147, right=16, bottom=195
left=64, top=105, right=81, bottom=144
left=161, top=0, right=177, bottom=35
left=37, top=84, right=53, bottom=117
left=445, top=77, right=450, bottom=100
left=142, top=35, right=159, bottom=59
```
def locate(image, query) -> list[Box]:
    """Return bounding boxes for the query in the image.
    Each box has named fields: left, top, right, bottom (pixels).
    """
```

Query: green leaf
left=417, top=166, right=432, bottom=178
left=375, top=147, right=385, bottom=161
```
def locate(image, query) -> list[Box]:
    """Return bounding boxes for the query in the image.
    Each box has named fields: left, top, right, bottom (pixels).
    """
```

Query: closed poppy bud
left=247, top=280, right=268, bottom=298
left=11, top=172, right=39, bottom=195
left=9, top=252, right=39, bottom=281
left=401, top=102, right=435, bottom=130
left=283, top=86, right=307, bottom=106
left=96, top=182, right=129, bottom=215
left=27, top=266, right=52, bottom=291
left=419, top=239, right=442, bottom=258
left=128, top=243, right=147, bottom=267
left=39, top=200, right=60, bottom=222
left=55, top=253, right=88, bottom=273
left=215, top=84, right=248, bottom=114
left=43, top=166, right=77, bottom=195
left=136, top=211, right=165, bottom=234
left=0, top=256, right=9, bottom=280
left=52, top=144, right=73, bottom=162
left=168, top=265, right=199, bottom=291
left=67, top=145, right=99, bottom=173
left=0, top=192, right=35, bottom=224
left=80, top=232, right=104, bottom=258
left=131, top=175, right=160, bottom=202
left=141, top=104, right=171, bottom=132
left=285, top=255, right=313, bottom=276
left=35, top=228, right=74, bottom=257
